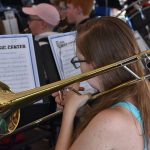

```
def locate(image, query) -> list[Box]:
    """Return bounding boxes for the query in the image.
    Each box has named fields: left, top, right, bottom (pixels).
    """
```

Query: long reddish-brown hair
left=75, top=17, right=150, bottom=145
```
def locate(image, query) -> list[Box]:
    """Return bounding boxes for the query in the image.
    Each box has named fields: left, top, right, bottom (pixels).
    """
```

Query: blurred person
left=53, top=17, right=150, bottom=150
left=22, top=4, right=61, bottom=146
left=22, top=3, right=60, bottom=84
left=22, top=3, right=60, bottom=116
left=52, top=0, right=74, bottom=32
left=22, top=3, right=60, bottom=41
left=65, top=0, right=94, bottom=31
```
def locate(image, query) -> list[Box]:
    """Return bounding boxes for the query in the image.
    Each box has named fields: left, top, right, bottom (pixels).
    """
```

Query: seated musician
left=53, top=17, right=150, bottom=150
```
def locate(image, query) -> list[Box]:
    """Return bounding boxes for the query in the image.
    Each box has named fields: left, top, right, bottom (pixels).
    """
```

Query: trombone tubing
left=1, top=74, right=150, bottom=139
left=1, top=49, right=150, bottom=139
left=1, top=49, right=150, bottom=109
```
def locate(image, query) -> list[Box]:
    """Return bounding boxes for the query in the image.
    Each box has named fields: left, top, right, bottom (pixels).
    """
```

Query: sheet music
left=48, top=32, right=76, bottom=79
left=59, top=38, right=79, bottom=78
left=48, top=32, right=96, bottom=94
left=0, top=34, right=40, bottom=93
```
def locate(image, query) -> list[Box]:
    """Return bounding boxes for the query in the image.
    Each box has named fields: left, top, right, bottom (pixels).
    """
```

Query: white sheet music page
left=59, top=36, right=79, bottom=78
left=48, top=32, right=76, bottom=79
left=48, top=32, right=96, bottom=94
left=0, top=34, right=40, bottom=93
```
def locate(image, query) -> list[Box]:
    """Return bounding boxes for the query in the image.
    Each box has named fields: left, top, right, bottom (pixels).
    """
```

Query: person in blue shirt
left=53, top=16, right=150, bottom=150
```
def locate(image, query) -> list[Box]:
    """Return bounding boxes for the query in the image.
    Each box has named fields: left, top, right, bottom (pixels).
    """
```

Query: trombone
left=0, top=49, right=150, bottom=139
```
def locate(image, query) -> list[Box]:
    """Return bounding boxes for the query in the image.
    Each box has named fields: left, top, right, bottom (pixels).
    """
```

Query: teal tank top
left=112, top=101, right=147, bottom=150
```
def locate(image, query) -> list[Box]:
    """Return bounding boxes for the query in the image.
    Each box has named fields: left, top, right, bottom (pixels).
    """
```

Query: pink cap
left=22, top=3, right=60, bottom=26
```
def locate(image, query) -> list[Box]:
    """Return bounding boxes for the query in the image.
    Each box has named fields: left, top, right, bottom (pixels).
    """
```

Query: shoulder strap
left=112, top=101, right=147, bottom=150
left=112, top=102, right=143, bottom=127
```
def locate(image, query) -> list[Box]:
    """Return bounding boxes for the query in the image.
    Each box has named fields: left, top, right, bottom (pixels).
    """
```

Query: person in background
left=52, top=0, right=75, bottom=33
left=22, top=3, right=60, bottom=41
left=65, top=0, right=94, bottom=31
left=22, top=3, right=60, bottom=87
left=53, top=17, right=150, bottom=150
left=22, top=3, right=61, bottom=146
left=22, top=4, right=60, bottom=144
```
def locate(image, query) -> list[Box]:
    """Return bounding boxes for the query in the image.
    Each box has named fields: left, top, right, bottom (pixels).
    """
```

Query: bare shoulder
left=91, top=107, right=128, bottom=128
left=70, top=108, right=129, bottom=150
left=88, top=107, right=128, bottom=135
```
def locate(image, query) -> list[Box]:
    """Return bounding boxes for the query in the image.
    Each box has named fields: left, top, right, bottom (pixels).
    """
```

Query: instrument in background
left=0, top=49, right=150, bottom=139
left=116, top=0, right=150, bottom=47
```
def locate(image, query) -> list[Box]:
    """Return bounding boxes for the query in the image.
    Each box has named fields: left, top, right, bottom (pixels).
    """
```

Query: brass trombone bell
left=0, top=81, right=20, bottom=135
left=0, top=49, right=150, bottom=136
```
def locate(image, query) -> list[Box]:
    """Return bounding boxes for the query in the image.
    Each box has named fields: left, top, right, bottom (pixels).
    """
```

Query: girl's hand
left=52, top=85, right=91, bottom=113
left=61, top=87, right=91, bottom=113
left=52, top=91, right=64, bottom=110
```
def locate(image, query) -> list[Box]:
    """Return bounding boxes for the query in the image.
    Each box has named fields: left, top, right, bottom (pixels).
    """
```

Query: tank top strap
left=112, top=101, right=147, bottom=150
left=112, top=101, right=143, bottom=127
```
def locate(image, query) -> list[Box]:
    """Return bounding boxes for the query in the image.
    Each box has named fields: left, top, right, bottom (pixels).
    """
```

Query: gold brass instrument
left=0, top=49, right=150, bottom=138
